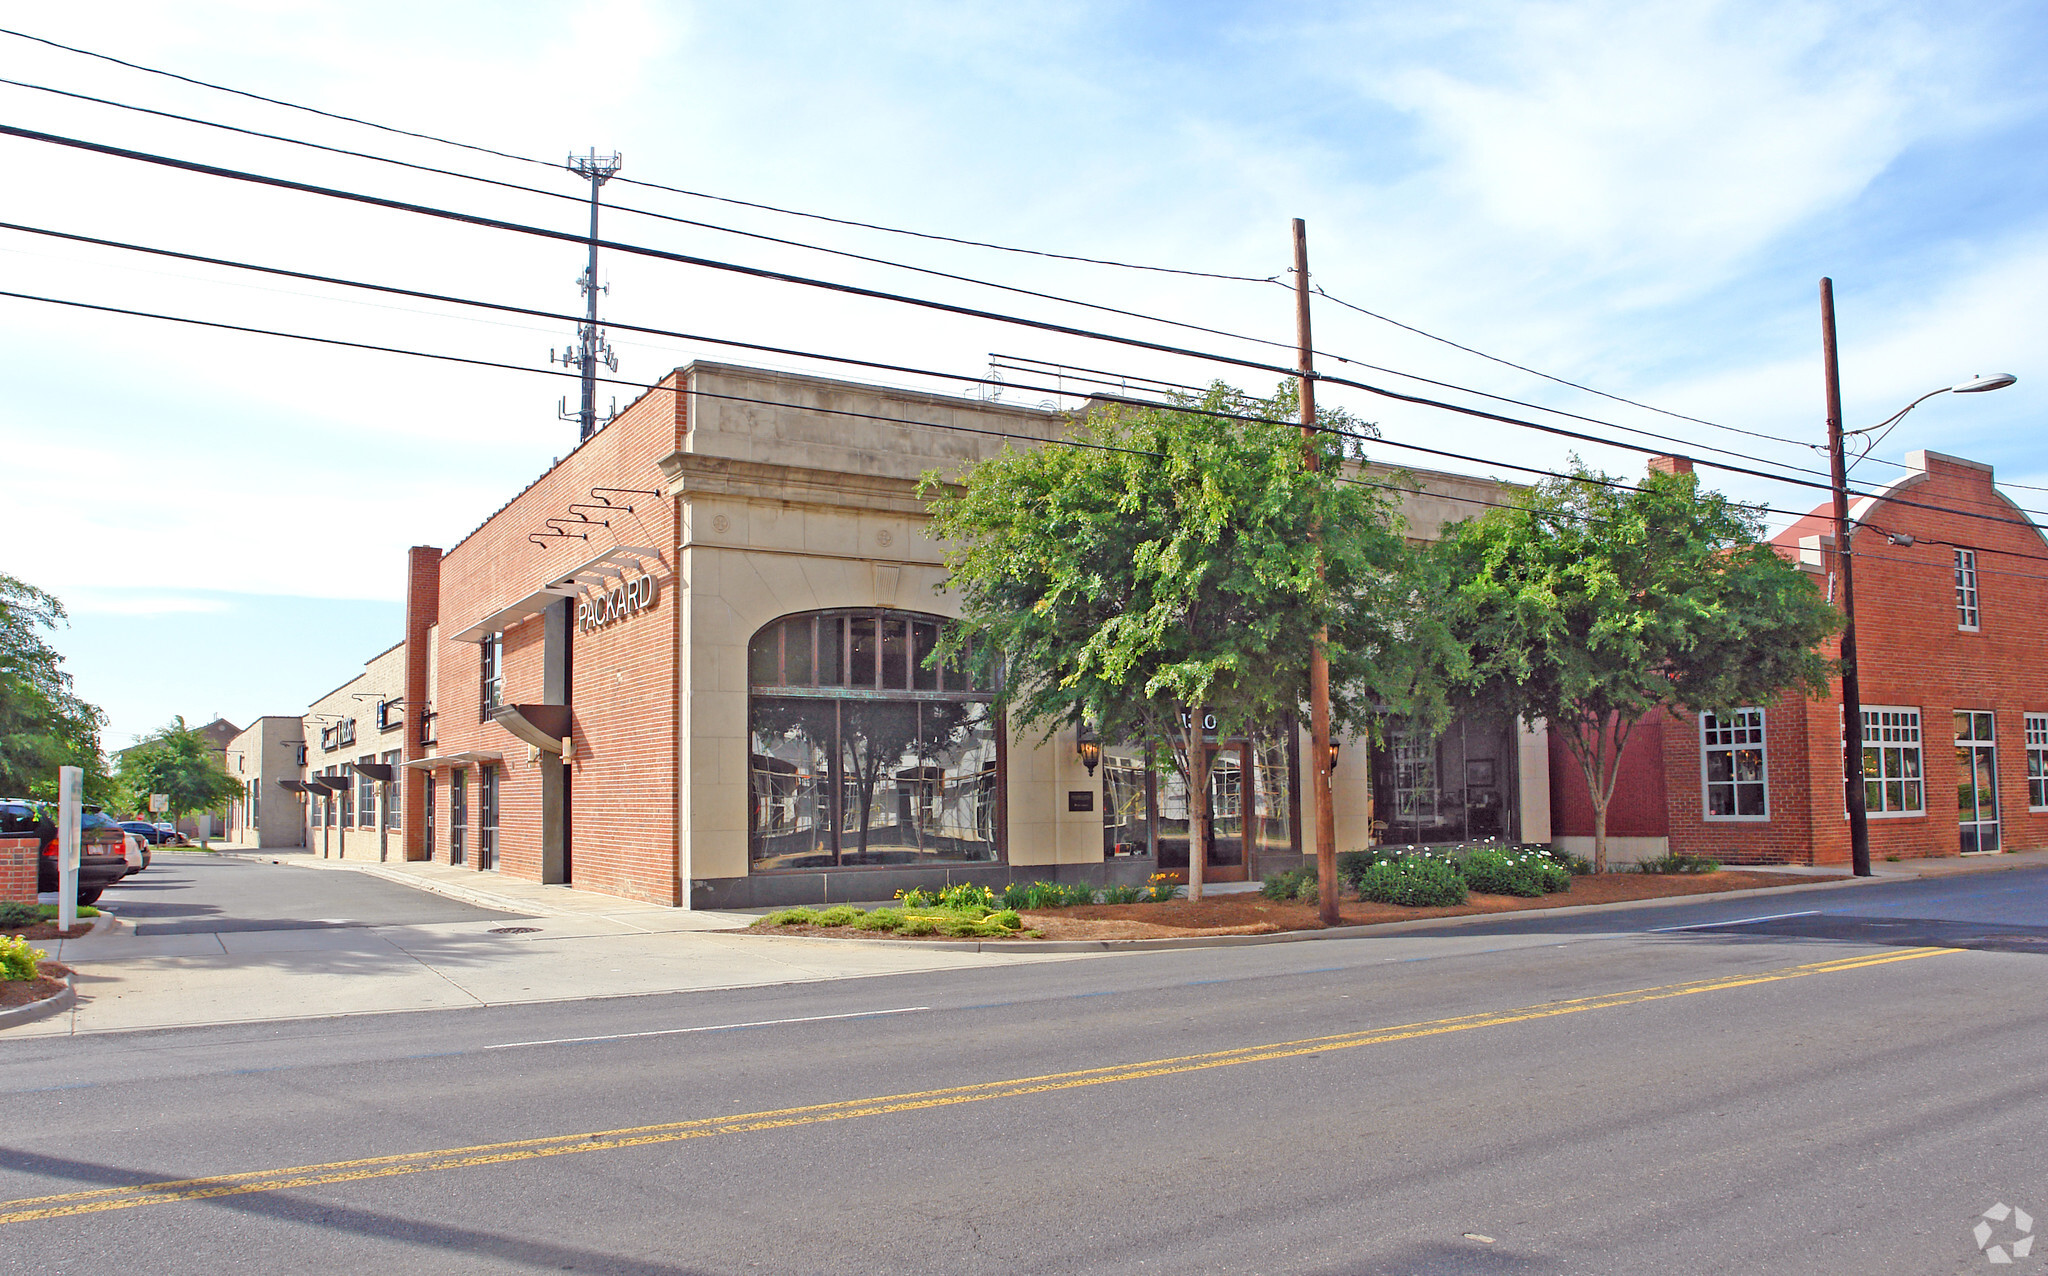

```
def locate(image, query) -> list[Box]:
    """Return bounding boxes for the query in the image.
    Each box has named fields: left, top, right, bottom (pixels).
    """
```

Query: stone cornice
left=656, top=451, right=958, bottom=517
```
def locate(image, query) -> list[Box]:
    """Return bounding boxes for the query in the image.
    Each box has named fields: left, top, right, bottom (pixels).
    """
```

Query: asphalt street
left=3, top=865, right=2045, bottom=1274
left=101, top=852, right=529, bottom=934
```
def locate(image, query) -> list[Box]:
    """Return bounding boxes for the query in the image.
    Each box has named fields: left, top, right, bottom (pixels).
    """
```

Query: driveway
left=103, top=851, right=528, bottom=934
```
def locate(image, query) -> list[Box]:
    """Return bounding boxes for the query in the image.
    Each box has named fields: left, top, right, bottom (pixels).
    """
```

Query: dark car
left=0, top=799, right=130, bottom=906
left=116, top=820, right=174, bottom=847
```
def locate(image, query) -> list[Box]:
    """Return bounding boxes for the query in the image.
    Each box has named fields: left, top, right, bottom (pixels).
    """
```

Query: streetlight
left=1819, top=277, right=2016, bottom=877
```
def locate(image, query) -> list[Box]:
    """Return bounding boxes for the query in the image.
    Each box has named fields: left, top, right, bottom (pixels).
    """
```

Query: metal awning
left=276, top=779, right=312, bottom=793
left=449, top=545, right=664, bottom=643
left=353, top=763, right=396, bottom=782
left=311, top=775, right=351, bottom=792
left=400, top=751, right=506, bottom=771
left=491, top=704, right=571, bottom=754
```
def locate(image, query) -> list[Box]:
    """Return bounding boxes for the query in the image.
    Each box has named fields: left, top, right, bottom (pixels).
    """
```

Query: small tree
left=1436, top=463, right=1840, bottom=872
left=115, top=717, right=243, bottom=845
left=0, top=574, right=113, bottom=803
left=925, top=382, right=1450, bottom=899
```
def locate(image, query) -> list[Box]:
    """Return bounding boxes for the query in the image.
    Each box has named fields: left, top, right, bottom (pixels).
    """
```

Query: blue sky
left=3, top=0, right=2044, bottom=747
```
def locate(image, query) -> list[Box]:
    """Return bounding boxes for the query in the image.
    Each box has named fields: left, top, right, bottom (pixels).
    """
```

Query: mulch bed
left=8, top=920, right=96, bottom=942
left=744, top=870, right=1828, bottom=942
left=0, top=961, right=73, bottom=1012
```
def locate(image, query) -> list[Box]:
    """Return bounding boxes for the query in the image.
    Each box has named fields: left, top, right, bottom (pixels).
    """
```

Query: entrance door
left=1956, top=711, right=2000, bottom=853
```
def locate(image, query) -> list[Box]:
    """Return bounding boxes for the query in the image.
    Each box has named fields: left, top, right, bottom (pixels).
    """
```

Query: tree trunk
left=1187, top=710, right=1209, bottom=902
left=1591, top=794, right=1608, bottom=875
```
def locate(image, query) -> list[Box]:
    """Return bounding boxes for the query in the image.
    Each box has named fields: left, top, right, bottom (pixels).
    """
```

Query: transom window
left=1955, top=549, right=1980, bottom=629
left=1701, top=708, right=1768, bottom=819
left=2026, top=714, right=2048, bottom=811
left=748, top=610, right=999, bottom=872
left=1861, top=706, right=1924, bottom=815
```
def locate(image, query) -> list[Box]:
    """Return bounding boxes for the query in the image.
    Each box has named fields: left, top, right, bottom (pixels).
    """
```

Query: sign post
left=57, top=765, right=82, bottom=930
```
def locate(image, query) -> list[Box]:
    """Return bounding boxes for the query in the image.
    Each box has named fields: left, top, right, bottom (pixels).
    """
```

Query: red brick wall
left=0, top=836, right=35, bottom=906
left=401, top=546, right=439, bottom=861
left=1548, top=715, right=1668, bottom=838
left=430, top=371, right=686, bottom=903
left=1657, top=453, right=2048, bottom=864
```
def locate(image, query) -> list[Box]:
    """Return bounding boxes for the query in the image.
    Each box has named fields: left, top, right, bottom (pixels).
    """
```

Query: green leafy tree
left=1435, top=464, right=1840, bottom=872
left=924, top=381, right=1455, bottom=899
left=114, top=716, right=243, bottom=844
left=0, top=574, right=112, bottom=803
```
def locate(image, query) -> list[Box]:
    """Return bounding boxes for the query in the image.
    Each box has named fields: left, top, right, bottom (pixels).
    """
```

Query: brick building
left=301, top=642, right=408, bottom=860
left=392, top=362, right=1549, bottom=907
left=223, top=715, right=307, bottom=848
left=1551, top=450, right=2048, bottom=865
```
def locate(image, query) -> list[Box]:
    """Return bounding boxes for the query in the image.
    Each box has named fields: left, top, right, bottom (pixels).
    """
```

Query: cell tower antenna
left=552, top=148, right=623, bottom=442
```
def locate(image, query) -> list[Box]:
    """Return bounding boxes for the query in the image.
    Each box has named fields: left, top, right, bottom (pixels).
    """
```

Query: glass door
left=1955, top=711, right=1999, bottom=853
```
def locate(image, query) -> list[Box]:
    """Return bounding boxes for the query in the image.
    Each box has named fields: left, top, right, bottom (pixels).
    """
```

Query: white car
left=121, top=832, right=148, bottom=876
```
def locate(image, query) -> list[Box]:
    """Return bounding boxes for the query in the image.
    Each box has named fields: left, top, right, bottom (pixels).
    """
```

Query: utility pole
left=556, top=149, right=623, bottom=442
left=1820, top=277, right=1873, bottom=878
left=1294, top=219, right=1340, bottom=924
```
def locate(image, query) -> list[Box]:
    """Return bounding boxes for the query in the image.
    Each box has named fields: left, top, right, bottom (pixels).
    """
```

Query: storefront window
left=1099, top=734, right=1296, bottom=878
left=1371, top=709, right=1517, bottom=845
left=748, top=610, right=999, bottom=870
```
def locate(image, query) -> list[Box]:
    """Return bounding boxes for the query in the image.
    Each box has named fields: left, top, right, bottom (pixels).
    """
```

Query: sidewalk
left=24, top=845, right=2045, bottom=1039
left=23, top=848, right=1101, bottom=1038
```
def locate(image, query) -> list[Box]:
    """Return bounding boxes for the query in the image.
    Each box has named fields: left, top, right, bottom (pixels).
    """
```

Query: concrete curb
left=734, top=871, right=1922, bottom=954
left=0, top=973, right=75, bottom=1031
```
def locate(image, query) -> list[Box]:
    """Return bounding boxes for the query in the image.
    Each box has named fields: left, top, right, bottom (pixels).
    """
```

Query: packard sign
left=578, top=573, right=658, bottom=633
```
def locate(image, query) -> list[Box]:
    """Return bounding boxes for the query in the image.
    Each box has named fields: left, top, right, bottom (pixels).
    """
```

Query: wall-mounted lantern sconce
left=1076, top=722, right=1101, bottom=777
left=1327, top=739, right=1341, bottom=773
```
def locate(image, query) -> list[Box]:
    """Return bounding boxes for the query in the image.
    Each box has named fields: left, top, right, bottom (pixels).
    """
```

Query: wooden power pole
left=1294, top=220, right=1340, bottom=924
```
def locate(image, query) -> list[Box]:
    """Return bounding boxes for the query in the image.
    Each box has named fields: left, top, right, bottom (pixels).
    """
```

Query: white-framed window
left=1701, top=708, right=1768, bottom=819
left=1955, top=548, right=1980, bottom=629
left=2025, top=714, right=2048, bottom=811
left=1861, top=706, right=1924, bottom=815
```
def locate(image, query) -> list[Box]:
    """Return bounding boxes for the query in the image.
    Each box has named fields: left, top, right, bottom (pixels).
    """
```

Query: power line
left=1305, top=281, right=1805, bottom=448
left=0, top=218, right=1785, bottom=517
left=0, top=74, right=1310, bottom=360
left=0, top=59, right=1887, bottom=495
left=0, top=25, right=1275, bottom=285
left=18, top=25, right=2037, bottom=504
left=5, top=127, right=2042, bottom=533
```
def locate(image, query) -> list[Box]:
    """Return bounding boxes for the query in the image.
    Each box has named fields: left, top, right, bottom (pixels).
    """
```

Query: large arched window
left=748, top=609, right=999, bottom=871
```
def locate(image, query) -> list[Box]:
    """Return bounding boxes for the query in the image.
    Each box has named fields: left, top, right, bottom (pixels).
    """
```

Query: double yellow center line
left=0, top=945, right=1953, bottom=1227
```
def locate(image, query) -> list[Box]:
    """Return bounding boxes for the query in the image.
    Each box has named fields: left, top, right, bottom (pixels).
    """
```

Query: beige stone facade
left=224, top=715, right=308, bottom=848
left=303, top=640, right=408, bottom=861
left=390, top=361, right=1549, bottom=908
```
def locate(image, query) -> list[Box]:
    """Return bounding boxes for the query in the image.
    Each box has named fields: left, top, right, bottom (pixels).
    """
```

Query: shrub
left=1357, top=856, right=1468, bottom=908
left=1459, top=848, right=1550, bottom=898
left=898, top=916, right=940, bottom=936
left=0, top=900, right=38, bottom=929
left=987, top=909, right=1021, bottom=930
left=1636, top=852, right=1721, bottom=875
left=1144, top=873, right=1184, bottom=902
left=1101, top=884, right=1143, bottom=905
left=814, top=905, right=862, bottom=927
left=1544, top=847, right=1594, bottom=876
left=1260, top=867, right=1321, bottom=902
left=0, top=934, right=47, bottom=982
left=852, top=908, right=906, bottom=932
left=757, top=907, right=821, bottom=927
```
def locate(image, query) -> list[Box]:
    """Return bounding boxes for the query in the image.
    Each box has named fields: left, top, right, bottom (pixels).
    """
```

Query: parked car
left=0, top=798, right=130, bottom=906
left=121, top=832, right=147, bottom=876
left=117, top=820, right=175, bottom=846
